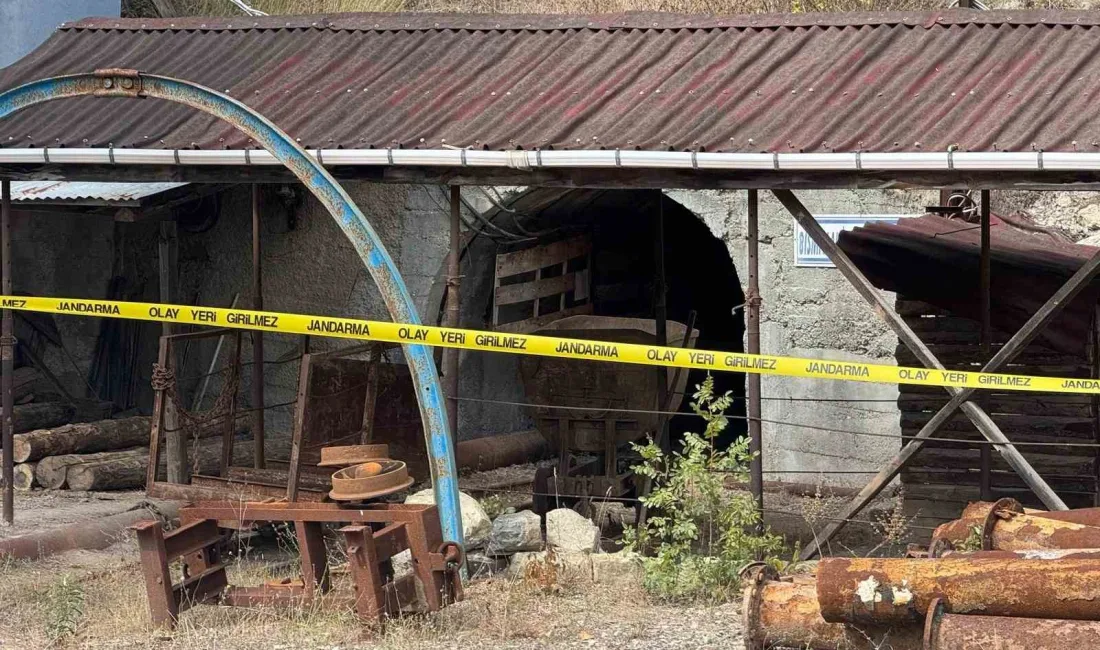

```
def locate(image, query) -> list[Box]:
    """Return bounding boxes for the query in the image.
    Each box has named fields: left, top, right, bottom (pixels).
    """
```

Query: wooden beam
left=770, top=190, right=1072, bottom=560
left=159, top=220, right=185, bottom=484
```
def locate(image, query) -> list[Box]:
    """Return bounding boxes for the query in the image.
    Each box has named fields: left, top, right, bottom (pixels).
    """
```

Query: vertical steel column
left=653, top=192, right=669, bottom=453
left=442, top=186, right=461, bottom=443
left=1, top=180, right=12, bottom=524
left=746, top=190, right=764, bottom=535
left=251, top=186, right=265, bottom=469
left=159, top=220, right=184, bottom=483
left=979, top=190, right=992, bottom=500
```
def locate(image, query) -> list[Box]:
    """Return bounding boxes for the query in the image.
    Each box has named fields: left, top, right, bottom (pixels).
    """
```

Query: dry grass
left=0, top=536, right=735, bottom=650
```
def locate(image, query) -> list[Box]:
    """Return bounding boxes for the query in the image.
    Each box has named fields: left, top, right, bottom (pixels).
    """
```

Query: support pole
left=979, top=189, right=992, bottom=501
left=770, top=190, right=1072, bottom=560
left=746, top=190, right=764, bottom=536
left=158, top=219, right=184, bottom=483
left=1, top=180, right=12, bottom=524
left=653, top=192, right=669, bottom=453
left=442, top=186, right=461, bottom=443
left=251, top=186, right=265, bottom=469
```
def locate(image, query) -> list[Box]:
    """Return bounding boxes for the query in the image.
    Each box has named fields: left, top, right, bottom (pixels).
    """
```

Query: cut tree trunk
left=13, top=463, right=36, bottom=490
left=35, top=448, right=147, bottom=489
left=67, top=438, right=255, bottom=492
left=5, top=402, right=76, bottom=436
left=13, top=417, right=153, bottom=463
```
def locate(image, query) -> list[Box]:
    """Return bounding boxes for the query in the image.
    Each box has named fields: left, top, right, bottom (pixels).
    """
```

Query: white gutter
left=3, top=148, right=1100, bottom=171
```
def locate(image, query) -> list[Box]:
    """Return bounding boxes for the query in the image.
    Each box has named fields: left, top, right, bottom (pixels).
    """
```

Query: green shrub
left=44, top=575, right=85, bottom=645
left=626, top=375, right=783, bottom=602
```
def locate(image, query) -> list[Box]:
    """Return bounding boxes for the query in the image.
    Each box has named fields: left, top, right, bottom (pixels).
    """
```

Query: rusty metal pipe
left=0, top=501, right=179, bottom=561
left=923, top=597, right=1100, bottom=650
left=817, top=556, right=1100, bottom=624
left=1025, top=506, right=1100, bottom=527
left=455, top=430, right=548, bottom=472
left=742, top=567, right=921, bottom=650
left=941, top=548, right=1100, bottom=560
left=930, top=499, right=1100, bottom=554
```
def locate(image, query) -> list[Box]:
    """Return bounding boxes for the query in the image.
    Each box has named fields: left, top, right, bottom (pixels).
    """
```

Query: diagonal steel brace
left=770, top=190, right=1083, bottom=560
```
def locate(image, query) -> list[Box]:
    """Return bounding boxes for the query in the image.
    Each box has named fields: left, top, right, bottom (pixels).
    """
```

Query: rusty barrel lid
left=328, top=459, right=413, bottom=501
left=317, top=444, right=391, bottom=467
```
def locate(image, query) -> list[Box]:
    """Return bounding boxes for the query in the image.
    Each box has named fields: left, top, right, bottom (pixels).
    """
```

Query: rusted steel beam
left=746, top=189, right=764, bottom=537
left=979, top=189, right=992, bottom=502
left=251, top=185, right=265, bottom=469
left=742, top=567, right=921, bottom=650
left=930, top=499, right=1100, bottom=554
left=774, top=189, right=1087, bottom=559
left=1, top=180, right=12, bottom=525
left=923, top=597, right=1100, bottom=650
left=817, top=556, right=1100, bottom=624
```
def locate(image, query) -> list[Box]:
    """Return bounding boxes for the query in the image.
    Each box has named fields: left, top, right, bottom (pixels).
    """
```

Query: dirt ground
left=0, top=469, right=920, bottom=649
left=0, top=534, right=741, bottom=650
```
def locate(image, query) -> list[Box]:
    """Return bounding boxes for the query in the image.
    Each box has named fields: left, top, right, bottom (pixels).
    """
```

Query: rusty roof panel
left=3, top=11, right=1100, bottom=153
left=838, top=214, right=1100, bottom=356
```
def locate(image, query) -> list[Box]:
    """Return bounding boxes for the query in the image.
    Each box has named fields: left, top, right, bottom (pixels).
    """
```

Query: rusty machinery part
left=329, top=460, right=414, bottom=501
left=1024, top=505, right=1100, bottom=528
left=817, top=556, right=1100, bottom=624
left=742, top=565, right=921, bottom=650
left=930, top=499, right=1100, bottom=555
left=437, top=541, right=466, bottom=604
left=922, top=596, right=1100, bottom=650
left=317, top=444, right=391, bottom=468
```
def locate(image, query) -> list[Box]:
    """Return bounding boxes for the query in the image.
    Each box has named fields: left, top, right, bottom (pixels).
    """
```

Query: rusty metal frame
left=132, top=501, right=462, bottom=628
left=0, top=70, right=462, bottom=545
left=771, top=189, right=1100, bottom=560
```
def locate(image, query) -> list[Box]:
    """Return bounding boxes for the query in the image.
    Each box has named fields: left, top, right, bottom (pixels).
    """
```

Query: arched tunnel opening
left=449, top=188, right=746, bottom=454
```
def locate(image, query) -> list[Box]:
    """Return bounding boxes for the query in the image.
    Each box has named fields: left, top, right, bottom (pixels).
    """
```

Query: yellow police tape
left=2, top=294, right=1098, bottom=396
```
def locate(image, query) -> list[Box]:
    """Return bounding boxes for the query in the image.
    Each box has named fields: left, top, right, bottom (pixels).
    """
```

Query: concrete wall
left=669, top=189, right=936, bottom=488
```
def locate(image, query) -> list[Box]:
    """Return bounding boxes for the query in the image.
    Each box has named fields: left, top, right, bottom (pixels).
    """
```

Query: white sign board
left=794, top=214, right=914, bottom=268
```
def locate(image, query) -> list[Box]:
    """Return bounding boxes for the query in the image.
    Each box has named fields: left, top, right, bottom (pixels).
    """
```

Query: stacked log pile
left=744, top=499, right=1100, bottom=649
left=10, top=415, right=251, bottom=491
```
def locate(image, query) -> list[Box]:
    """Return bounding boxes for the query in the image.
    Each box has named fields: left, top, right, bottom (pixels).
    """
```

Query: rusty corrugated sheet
left=2, top=11, right=1100, bottom=153
left=10, top=181, right=186, bottom=203
left=838, top=213, right=1100, bottom=356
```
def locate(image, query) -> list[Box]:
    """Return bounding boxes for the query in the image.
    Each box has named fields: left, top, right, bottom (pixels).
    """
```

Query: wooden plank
left=495, top=273, right=576, bottom=305
left=495, top=236, right=590, bottom=278
left=898, top=393, right=1094, bottom=417
left=286, top=353, right=313, bottom=502
left=493, top=303, right=593, bottom=334
left=896, top=300, right=952, bottom=317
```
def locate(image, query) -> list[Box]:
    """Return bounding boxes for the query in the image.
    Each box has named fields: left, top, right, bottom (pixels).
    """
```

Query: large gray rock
left=405, top=488, right=491, bottom=549
left=487, top=510, right=543, bottom=555
left=546, top=508, right=600, bottom=553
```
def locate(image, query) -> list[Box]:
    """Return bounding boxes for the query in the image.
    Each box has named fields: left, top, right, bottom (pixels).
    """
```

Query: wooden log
left=67, top=438, right=254, bottom=492
left=34, top=448, right=147, bottom=489
left=4, top=402, right=76, bottom=436
left=13, top=463, right=35, bottom=490
left=13, top=417, right=151, bottom=463
left=224, top=466, right=332, bottom=491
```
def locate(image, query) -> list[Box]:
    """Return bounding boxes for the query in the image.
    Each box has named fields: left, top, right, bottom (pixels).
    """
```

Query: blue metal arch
left=0, top=71, right=463, bottom=545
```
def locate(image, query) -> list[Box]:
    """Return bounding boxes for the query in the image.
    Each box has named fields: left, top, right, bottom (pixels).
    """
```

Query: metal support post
left=746, top=190, right=764, bottom=536
left=979, top=189, right=992, bottom=501
left=1, top=180, right=12, bottom=524
left=442, top=186, right=461, bottom=443
left=653, top=192, right=669, bottom=453
left=158, top=219, right=185, bottom=483
left=771, top=190, right=1073, bottom=560
left=251, top=186, right=265, bottom=469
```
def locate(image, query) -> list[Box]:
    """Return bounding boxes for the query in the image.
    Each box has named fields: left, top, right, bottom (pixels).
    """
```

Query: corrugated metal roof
left=2, top=11, right=1100, bottom=153
left=838, top=214, right=1100, bottom=356
left=10, top=181, right=187, bottom=203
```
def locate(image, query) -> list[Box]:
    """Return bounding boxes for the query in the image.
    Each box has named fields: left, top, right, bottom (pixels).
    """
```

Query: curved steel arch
left=0, top=70, right=463, bottom=545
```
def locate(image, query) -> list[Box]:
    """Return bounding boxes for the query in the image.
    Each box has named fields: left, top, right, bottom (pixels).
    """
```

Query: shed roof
left=10, top=181, right=187, bottom=205
left=2, top=10, right=1100, bottom=155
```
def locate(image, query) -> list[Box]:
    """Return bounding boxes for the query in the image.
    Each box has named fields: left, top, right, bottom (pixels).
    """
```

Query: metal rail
left=0, top=70, right=463, bottom=545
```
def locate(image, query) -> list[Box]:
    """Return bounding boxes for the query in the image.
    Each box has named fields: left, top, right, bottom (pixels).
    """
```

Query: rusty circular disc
left=328, top=459, right=413, bottom=501
left=923, top=597, right=947, bottom=647
left=317, top=444, right=391, bottom=467
left=739, top=563, right=777, bottom=650
left=980, top=497, right=1024, bottom=550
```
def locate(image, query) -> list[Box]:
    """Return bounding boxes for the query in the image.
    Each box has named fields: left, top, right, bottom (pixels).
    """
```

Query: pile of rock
left=401, top=488, right=641, bottom=585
